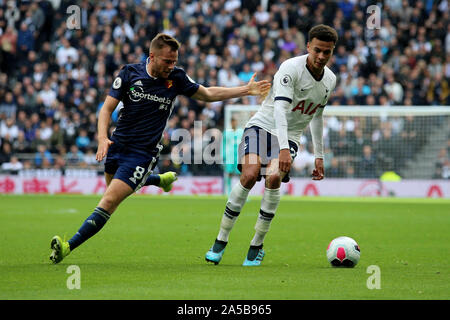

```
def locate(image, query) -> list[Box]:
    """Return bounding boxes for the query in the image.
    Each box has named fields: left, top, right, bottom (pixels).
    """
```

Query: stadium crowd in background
left=0, top=0, right=449, bottom=179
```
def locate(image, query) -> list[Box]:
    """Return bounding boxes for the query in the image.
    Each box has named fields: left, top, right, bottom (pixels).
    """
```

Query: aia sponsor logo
left=291, top=100, right=322, bottom=115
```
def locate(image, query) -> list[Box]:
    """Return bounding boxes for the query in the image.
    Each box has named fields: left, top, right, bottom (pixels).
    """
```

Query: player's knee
left=265, top=173, right=281, bottom=189
left=98, top=194, right=119, bottom=214
left=240, top=170, right=259, bottom=189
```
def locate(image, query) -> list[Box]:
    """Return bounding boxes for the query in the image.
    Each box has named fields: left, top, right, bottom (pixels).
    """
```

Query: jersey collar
left=145, top=57, right=157, bottom=80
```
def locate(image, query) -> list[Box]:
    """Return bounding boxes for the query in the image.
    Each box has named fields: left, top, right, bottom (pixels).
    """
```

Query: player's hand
left=96, top=137, right=114, bottom=162
left=247, top=73, right=271, bottom=98
left=279, top=148, right=292, bottom=173
left=312, top=158, right=324, bottom=180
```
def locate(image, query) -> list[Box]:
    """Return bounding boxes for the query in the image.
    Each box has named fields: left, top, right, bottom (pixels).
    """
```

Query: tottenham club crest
left=280, top=74, right=292, bottom=86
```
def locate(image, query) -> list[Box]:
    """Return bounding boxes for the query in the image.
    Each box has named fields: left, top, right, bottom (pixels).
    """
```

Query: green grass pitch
left=0, top=194, right=448, bottom=300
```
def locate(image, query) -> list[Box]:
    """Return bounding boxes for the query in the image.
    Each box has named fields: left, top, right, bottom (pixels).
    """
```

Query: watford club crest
left=165, top=80, right=173, bottom=89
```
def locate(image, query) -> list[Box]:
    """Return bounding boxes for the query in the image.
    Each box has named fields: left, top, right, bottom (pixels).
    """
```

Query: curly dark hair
left=308, top=24, right=338, bottom=44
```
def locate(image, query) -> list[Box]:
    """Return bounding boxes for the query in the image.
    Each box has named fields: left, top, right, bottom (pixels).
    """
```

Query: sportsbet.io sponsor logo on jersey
left=128, top=83, right=172, bottom=105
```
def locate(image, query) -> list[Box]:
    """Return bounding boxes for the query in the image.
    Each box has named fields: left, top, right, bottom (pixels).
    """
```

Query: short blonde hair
left=150, top=33, right=180, bottom=54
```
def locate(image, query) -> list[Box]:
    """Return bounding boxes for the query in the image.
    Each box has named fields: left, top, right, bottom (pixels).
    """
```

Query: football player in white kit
left=206, top=25, right=338, bottom=266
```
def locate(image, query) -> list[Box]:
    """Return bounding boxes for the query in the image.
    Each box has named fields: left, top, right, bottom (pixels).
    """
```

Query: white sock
left=217, top=182, right=250, bottom=242
left=251, top=187, right=280, bottom=246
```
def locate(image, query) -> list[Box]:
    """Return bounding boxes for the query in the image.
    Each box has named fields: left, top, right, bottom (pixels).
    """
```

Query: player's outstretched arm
left=96, top=95, right=119, bottom=162
left=310, top=111, right=325, bottom=180
left=191, top=73, right=271, bottom=102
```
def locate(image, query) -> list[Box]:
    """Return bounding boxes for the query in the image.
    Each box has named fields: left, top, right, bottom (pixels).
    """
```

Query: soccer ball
left=326, top=236, right=360, bottom=267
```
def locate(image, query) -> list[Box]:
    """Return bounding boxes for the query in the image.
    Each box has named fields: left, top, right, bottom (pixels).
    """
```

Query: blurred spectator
left=279, top=32, right=298, bottom=53
left=39, top=118, right=53, bottom=142
left=426, top=72, right=449, bottom=105
left=0, top=26, right=18, bottom=74
left=113, top=19, right=135, bottom=43
left=56, top=38, right=78, bottom=66
left=349, top=128, right=369, bottom=159
left=0, top=141, right=13, bottom=165
left=400, top=115, right=418, bottom=159
left=432, top=165, right=444, bottom=179
left=238, top=63, right=254, bottom=83
left=434, top=147, right=449, bottom=175
left=218, top=61, right=240, bottom=87
left=334, top=45, right=348, bottom=69
left=75, top=128, right=91, bottom=152
left=34, top=144, right=53, bottom=168
left=49, top=123, right=65, bottom=153
left=442, top=161, right=450, bottom=179
left=345, top=165, right=356, bottom=178
left=350, top=77, right=371, bottom=104
left=327, top=157, right=344, bottom=178
left=98, top=2, right=117, bottom=25
left=53, top=154, right=66, bottom=172
left=66, top=144, right=84, bottom=166
left=0, top=92, right=17, bottom=119
left=1, top=155, right=23, bottom=174
left=338, top=0, right=354, bottom=19
left=358, top=145, right=377, bottom=178
left=30, top=129, right=48, bottom=151
left=375, top=125, right=401, bottom=171
left=17, top=22, right=34, bottom=54
left=0, top=118, right=19, bottom=142
left=38, top=83, right=57, bottom=109
left=384, top=73, right=404, bottom=104
left=83, top=148, right=98, bottom=169
left=22, top=118, right=37, bottom=143
left=12, top=131, right=31, bottom=154
left=254, top=5, right=269, bottom=25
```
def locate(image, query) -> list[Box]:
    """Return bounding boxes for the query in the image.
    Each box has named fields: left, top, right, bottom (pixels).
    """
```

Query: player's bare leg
left=243, top=159, right=285, bottom=266
left=105, top=172, right=114, bottom=187
left=206, top=154, right=261, bottom=264
left=239, top=153, right=261, bottom=189
left=97, top=178, right=135, bottom=214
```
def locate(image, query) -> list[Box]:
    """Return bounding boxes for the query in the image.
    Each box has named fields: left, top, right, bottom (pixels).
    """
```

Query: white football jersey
left=246, top=54, right=336, bottom=148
